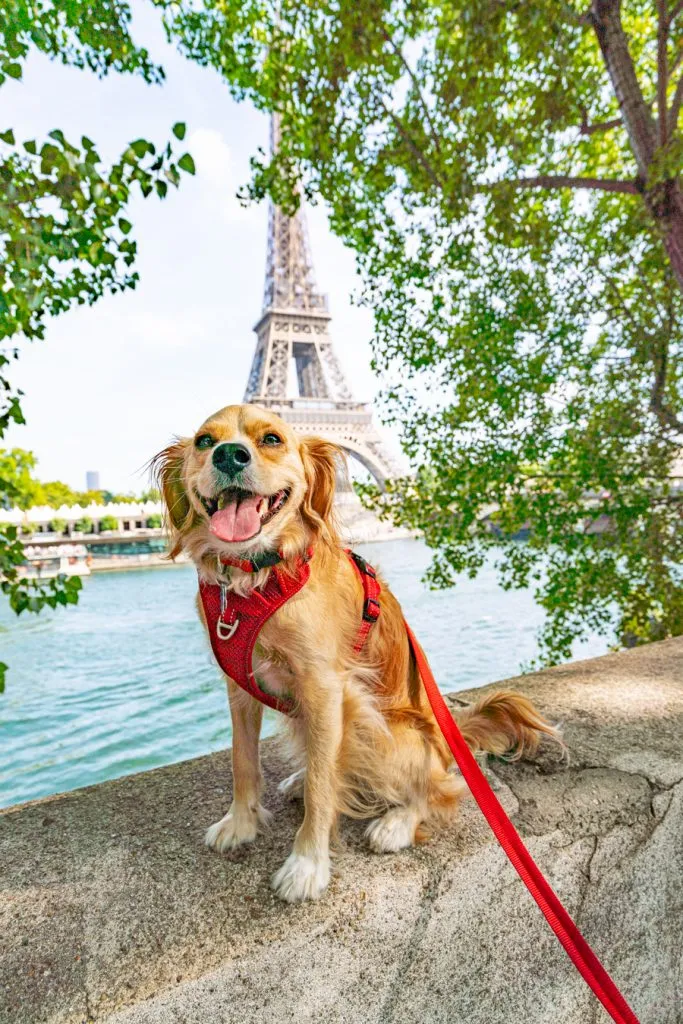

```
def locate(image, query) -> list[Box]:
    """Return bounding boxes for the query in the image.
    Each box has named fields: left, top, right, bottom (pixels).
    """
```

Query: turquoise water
left=0, top=539, right=608, bottom=809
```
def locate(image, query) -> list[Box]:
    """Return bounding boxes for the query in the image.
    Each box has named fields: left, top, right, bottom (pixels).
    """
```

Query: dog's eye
left=262, top=433, right=282, bottom=446
left=195, top=434, right=216, bottom=450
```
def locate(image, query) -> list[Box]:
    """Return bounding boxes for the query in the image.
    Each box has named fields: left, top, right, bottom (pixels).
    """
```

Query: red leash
left=208, top=546, right=638, bottom=1020
left=404, top=620, right=640, bottom=1024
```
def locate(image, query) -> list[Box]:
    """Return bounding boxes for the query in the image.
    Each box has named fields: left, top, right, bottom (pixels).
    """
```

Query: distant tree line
left=0, top=447, right=160, bottom=511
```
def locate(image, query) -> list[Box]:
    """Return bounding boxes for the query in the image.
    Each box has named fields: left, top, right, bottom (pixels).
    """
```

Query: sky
left=3, top=4, right=387, bottom=493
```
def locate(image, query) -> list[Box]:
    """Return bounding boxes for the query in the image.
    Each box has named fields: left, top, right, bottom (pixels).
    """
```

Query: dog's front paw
left=271, top=852, right=330, bottom=902
left=277, top=769, right=305, bottom=801
left=205, top=803, right=271, bottom=853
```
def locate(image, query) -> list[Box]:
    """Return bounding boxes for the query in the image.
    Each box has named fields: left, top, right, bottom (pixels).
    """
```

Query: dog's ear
left=151, top=439, right=193, bottom=557
left=299, top=436, right=343, bottom=543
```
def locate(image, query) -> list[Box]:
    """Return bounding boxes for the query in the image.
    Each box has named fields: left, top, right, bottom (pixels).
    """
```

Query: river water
left=0, top=538, right=608, bottom=809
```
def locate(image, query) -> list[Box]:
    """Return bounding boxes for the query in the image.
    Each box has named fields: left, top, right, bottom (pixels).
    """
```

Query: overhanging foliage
left=164, top=0, right=683, bottom=661
left=0, top=0, right=192, bottom=689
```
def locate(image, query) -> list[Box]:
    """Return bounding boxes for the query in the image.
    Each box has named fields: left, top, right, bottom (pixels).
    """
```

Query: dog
left=154, top=403, right=558, bottom=902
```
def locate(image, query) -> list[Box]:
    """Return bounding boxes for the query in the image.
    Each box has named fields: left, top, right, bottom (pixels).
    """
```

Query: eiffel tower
left=243, top=115, right=399, bottom=488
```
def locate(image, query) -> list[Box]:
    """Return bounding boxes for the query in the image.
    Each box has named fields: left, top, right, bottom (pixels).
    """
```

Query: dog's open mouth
left=198, top=487, right=290, bottom=543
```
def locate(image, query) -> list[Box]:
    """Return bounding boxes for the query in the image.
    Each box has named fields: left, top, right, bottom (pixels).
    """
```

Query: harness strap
left=345, top=550, right=381, bottom=654
left=201, top=548, right=380, bottom=717
left=405, top=620, right=640, bottom=1024
left=199, top=557, right=312, bottom=715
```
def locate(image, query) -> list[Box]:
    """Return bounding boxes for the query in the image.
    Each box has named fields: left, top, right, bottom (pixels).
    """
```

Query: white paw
left=366, top=808, right=418, bottom=854
left=271, top=851, right=330, bottom=903
left=205, top=803, right=271, bottom=853
left=278, top=770, right=305, bottom=801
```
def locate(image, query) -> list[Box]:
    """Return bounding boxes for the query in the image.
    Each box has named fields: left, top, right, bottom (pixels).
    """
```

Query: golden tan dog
left=154, top=403, right=557, bottom=902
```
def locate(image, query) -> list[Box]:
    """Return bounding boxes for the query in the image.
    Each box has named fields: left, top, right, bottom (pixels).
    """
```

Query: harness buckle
left=351, top=551, right=377, bottom=579
left=363, top=597, right=381, bottom=623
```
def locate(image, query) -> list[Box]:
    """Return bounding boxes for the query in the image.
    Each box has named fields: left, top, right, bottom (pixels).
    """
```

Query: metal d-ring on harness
left=217, top=584, right=240, bottom=641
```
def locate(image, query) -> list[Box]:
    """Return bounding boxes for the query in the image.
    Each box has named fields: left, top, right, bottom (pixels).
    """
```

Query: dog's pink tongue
left=210, top=495, right=263, bottom=543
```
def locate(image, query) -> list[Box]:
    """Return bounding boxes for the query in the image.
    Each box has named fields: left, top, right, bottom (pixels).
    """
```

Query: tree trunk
left=592, top=0, right=683, bottom=295
left=591, top=0, right=657, bottom=173
left=659, top=185, right=683, bottom=293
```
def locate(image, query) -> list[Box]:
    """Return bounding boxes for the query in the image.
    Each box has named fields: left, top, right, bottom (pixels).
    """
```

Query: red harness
left=199, top=546, right=638, bottom=1024
left=198, top=548, right=380, bottom=716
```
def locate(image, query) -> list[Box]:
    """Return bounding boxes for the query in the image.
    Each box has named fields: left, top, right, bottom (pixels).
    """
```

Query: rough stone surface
left=1, top=638, right=682, bottom=1023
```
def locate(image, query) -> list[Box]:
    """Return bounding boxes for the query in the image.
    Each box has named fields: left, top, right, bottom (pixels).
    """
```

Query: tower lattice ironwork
left=243, top=115, right=399, bottom=487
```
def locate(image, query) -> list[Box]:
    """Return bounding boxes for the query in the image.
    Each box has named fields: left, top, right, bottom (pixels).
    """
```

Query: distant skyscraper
left=86, top=471, right=100, bottom=491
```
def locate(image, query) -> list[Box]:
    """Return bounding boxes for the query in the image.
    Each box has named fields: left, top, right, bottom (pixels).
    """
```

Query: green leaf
left=0, top=663, right=6, bottom=693
left=0, top=129, right=15, bottom=145
left=118, top=218, right=132, bottom=234
left=129, top=138, right=153, bottom=158
left=6, top=63, right=22, bottom=80
left=178, top=152, right=196, bottom=175
left=172, top=122, right=187, bottom=140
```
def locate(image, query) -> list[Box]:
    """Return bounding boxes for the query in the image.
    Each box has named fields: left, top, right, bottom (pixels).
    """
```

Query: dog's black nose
left=212, top=442, right=251, bottom=479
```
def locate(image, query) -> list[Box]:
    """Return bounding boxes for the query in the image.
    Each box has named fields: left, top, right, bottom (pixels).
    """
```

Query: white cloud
left=188, top=128, right=261, bottom=225
left=188, top=128, right=233, bottom=187
left=120, top=310, right=208, bottom=350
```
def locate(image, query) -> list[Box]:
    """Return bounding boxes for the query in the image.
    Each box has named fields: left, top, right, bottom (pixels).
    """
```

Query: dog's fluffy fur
left=154, top=404, right=559, bottom=902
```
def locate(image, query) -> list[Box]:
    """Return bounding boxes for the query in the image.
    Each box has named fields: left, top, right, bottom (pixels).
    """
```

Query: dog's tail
left=452, top=690, right=561, bottom=761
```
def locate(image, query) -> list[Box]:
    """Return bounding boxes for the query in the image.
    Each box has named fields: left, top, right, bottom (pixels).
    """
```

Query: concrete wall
left=1, top=638, right=682, bottom=1023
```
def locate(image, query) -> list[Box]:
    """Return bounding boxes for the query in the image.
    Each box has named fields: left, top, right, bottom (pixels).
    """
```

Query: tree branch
left=670, top=0, right=683, bottom=21
left=560, top=2, right=593, bottom=25
left=670, top=45, right=683, bottom=78
left=381, top=30, right=442, bottom=157
left=561, top=223, right=662, bottom=339
left=491, top=175, right=639, bottom=194
left=668, top=72, right=683, bottom=133
left=577, top=109, right=626, bottom=135
left=650, top=337, right=683, bottom=433
left=581, top=117, right=622, bottom=136
left=657, top=0, right=670, bottom=147
left=380, top=100, right=444, bottom=189
left=651, top=386, right=683, bottom=432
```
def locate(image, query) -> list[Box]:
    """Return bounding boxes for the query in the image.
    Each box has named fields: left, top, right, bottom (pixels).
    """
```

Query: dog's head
left=152, top=405, right=342, bottom=566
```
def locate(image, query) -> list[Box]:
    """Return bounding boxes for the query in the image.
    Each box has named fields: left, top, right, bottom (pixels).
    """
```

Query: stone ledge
left=1, top=638, right=682, bottom=1023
